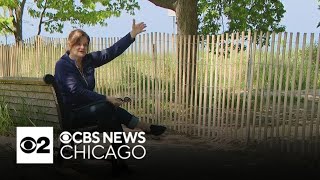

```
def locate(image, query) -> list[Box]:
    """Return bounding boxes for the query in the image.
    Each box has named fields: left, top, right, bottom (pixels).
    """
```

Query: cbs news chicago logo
left=16, top=127, right=147, bottom=164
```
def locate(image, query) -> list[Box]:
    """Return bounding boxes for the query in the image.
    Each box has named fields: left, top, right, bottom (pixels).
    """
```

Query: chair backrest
left=43, top=74, right=72, bottom=130
left=0, top=76, right=60, bottom=123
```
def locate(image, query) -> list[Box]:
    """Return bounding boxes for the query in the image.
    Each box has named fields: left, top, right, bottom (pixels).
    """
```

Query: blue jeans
left=69, top=100, right=139, bottom=157
left=70, top=100, right=139, bottom=132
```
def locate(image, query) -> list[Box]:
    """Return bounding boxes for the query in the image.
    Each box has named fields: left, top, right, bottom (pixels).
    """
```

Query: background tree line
left=0, top=0, right=286, bottom=43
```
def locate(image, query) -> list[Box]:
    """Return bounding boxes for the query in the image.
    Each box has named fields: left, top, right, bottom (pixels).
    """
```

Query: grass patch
left=0, top=99, right=14, bottom=136
left=0, top=97, right=57, bottom=136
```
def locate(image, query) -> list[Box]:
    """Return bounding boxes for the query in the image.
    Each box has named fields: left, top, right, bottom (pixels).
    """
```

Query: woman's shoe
left=150, top=125, right=166, bottom=136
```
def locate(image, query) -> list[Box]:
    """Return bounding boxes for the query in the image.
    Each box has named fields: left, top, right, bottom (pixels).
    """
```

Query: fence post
left=153, top=42, right=159, bottom=124
left=245, top=31, right=252, bottom=144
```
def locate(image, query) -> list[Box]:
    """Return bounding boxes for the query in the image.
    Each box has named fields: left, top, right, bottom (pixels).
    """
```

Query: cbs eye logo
left=20, top=136, right=50, bottom=154
left=59, top=131, right=72, bottom=144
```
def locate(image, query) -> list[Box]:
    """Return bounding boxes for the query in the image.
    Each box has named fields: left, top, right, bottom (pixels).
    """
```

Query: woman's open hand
left=106, top=96, right=124, bottom=107
left=130, top=19, right=147, bottom=39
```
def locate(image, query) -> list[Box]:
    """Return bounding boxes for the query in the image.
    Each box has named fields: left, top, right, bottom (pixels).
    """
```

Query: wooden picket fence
left=1, top=31, right=320, bottom=153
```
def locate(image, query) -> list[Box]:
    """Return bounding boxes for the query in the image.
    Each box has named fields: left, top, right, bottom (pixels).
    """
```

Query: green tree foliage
left=147, top=0, right=286, bottom=35
left=30, top=0, right=139, bottom=35
left=0, top=7, right=13, bottom=36
left=198, top=0, right=286, bottom=35
left=1, top=0, right=286, bottom=42
left=0, top=0, right=26, bottom=42
left=0, top=0, right=140, bottom=42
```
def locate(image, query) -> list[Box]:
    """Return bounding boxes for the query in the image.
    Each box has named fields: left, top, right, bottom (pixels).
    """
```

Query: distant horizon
left=0, top=0, right=319, bottom=44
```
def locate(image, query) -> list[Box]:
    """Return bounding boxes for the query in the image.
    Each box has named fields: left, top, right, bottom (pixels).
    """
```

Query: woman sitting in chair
left=54, top=19, right=166, bottom=172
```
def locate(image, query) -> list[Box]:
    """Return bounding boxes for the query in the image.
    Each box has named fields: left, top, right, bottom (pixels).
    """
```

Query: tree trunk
left=37, top=0, right=48, bottom=35
left=147, top=0, right=198, bottom=35
left=176, top=0, right=198, bottom=36
left=12, top=0, right=26, bottom=43
left=175, top=0, right=198, bottom=103
left=13, top=16, right=22, bottom=43
left=147, top=0, right=199, bottom=103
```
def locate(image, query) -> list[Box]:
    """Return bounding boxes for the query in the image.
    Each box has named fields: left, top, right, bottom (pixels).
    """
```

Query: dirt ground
left=0, top=129, right=319, bottom=180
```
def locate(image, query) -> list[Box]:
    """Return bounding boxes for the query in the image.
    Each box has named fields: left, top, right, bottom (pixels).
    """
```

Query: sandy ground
left=0, top=129, right=319, bottom=180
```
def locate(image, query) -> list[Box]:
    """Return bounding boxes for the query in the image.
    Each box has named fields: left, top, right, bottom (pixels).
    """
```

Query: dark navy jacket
left=54, top=32, right=135, bottom=108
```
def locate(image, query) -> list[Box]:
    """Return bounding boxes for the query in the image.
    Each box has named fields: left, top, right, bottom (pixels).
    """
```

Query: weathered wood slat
left=6, top=103, right=58, bottom=116
left=0, top=83, right=52, bottom=93
left=302, top=33, right=314, bottom=141
left=230, top=33, right=239, bottom=139
left=263, top=32, right=276, bottom=141
left=294, top=33, right=307, bottom=140
left=252, top=31, right=263, bottom=140
left=288, top=33, right=300, bottom=139
left=0, top=96, right=56, bottom=107
left=197, top=35, right=205, bottom=136
left=9, top=109, right=59, bottom=123
left=271, top=32, right=282, bottom=140
left=0, top=77, right=45, bottom=85
left=235, top=32, right=245, bottom=139
left=282, top=32, right=292, bottom=139
left=246, top=31, right=256, bottom=142
left=202, top=35, right=210, bottom=137
left=312, top=35, right=320, bottom=140
left=0, top=90, right=55, bottom=100
left=0, top=78, right=58, bottom=123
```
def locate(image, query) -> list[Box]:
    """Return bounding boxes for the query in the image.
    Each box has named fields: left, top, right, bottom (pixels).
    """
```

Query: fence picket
left=311, top=35, right=320, bottom=142
left=294, top=34, right=307, bottom=148
left=208, top=35, right=215, bottom=137
left=246, top=31, right=256, bottom=142
left=221, top=33, right=228, bottom=137
left=271, top=32, right=282, bottom=142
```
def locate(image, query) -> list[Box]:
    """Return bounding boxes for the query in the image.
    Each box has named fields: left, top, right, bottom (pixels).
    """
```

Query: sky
left=0, top=0, right=319, bottom=44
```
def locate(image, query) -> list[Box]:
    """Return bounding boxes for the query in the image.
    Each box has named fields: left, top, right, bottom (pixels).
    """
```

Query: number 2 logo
left=20, top=136, right=50, bottom=154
